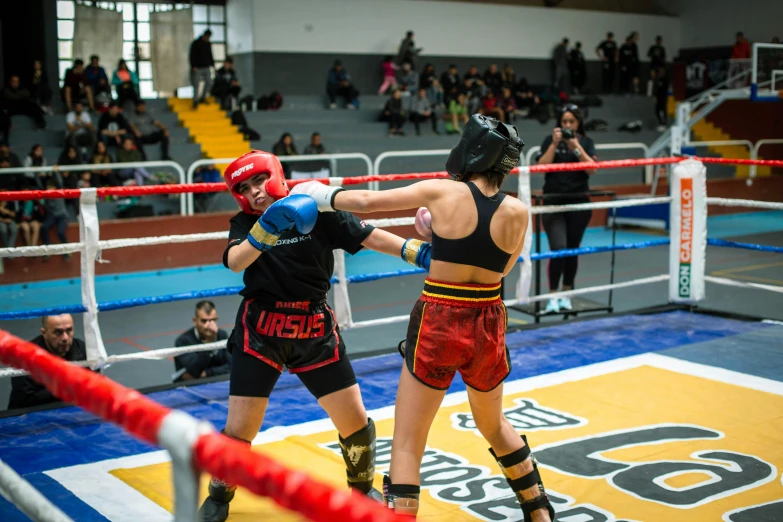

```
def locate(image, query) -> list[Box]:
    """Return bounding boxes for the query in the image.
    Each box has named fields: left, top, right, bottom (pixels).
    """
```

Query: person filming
left=535, top=104, right=596, bottom=314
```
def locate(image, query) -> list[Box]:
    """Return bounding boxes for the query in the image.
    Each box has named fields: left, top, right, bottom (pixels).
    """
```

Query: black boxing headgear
left=445, top=114, right=524, bottom=182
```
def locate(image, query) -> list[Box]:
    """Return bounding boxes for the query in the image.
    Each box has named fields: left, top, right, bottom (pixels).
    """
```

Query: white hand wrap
left=290, top=181, right=343, bottom=212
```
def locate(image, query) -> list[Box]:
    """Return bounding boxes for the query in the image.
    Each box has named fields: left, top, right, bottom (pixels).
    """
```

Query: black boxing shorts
left=228, top=297, right=356, bottom=399
left=405, top=278, right=511, bottom=392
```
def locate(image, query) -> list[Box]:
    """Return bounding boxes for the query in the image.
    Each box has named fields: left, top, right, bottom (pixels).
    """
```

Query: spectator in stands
left=629, top=31, right=641, bottom=94
left=426, top=78, right=445, bottom=116
left=440, top=64, right=461, bottom=105
left=502, top=64, right=516, bottom=89
left=173, top=300, right=230, bottom=382
left=193, top=163, right=221, bottom=212
left=212, top=57, right=242, bottom=110
left=569, top=42, right=587, bottom=95
left=8, top=314, right=87, bottom=410
left=98, top=101, right=131, bottom=149
left=553, top=38, right=570, bottom=93
left=378, top=56, right=399, bottom=95
left=514, top=77, right=540, bottom=118
left=596, top=32, right=618, bottom=93
left=647, top=36, right=666, bottom=96
left=55, top=145, right=82, bottom=204
left=65, top=102, right=95, bottom=152
left=89, top=141, right=115, bottom=187
left=397, top=30, right=422, bottom=69
left=535, top=104, right=597, bottom=314
left=0, top=199, right=18, bottom=247
left=419, top=63, right=437, bottom=90
left=63, top=59, right=95, bottom=113
left=653, top=66, right=669, bottom=131
left=272, top=132, right=297, bottom=178
left=0, top=142, right=23, bottom=190
left=116, top=136, right=152, bottom=186
left=112, top=59, right=140, bottom=109
left=410, top=88, right=437, bottom=136
left=2, top=75, right=47, bottom=130
left=190, top=30, right=215, bottom=109
left=728, top=31, right=752, bottom=88
left=29, top=60, right=53, bottom=114
left=326, top=60, right=359, bottom=109
left=462, top=66, right=486, bottom=114
left=480, top=91, right=505, bottom=122
left=384, top=89, right=406, bottom=136
left=398, top=62, right=419, bottom=97
left=23, top=144, right=49, bottom=190
left=618, top=35, right=636, bottom=94
left=304, top=132, right=326, bottom=155
left=500, top=87, right=518, bottom=123
left=84, top=55, right=111, bottom=101
left=129, top=101, right=171, bottom=161
left=18, top=197, right=43, bottom=247
left=445, top=92, right=469, bottom=134
left=484, top=63, right=504, bottom=95
left=41, top=176, right=70, bottom=258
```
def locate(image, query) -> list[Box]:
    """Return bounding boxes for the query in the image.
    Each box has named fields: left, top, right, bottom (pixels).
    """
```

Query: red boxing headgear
left=224, top=150, right=289, bottom=214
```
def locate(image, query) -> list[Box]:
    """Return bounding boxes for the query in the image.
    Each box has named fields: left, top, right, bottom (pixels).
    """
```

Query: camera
left=561, top=128, right=575, bottom=140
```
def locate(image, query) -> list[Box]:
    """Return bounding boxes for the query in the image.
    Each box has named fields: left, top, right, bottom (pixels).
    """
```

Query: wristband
left=247, top=221, right=280, bottom=252
left=401, top=239, right=432, bottom=270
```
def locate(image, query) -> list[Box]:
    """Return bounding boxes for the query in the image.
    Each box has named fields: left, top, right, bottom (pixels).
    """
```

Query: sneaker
left=558, top=297, right=573, bottom=311
left=198, top=497, right=229, bottom=522
left=544, top=298, right=560, bottom=314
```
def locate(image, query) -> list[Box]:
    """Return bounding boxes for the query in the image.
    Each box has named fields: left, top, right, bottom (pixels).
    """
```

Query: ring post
left=669, top=159, right=706, bottom=304
left=332, top=249, right=354, bottom=329
left=515, top=166, right=533, bottom=304
left=79, top=188, right=108, bottom=363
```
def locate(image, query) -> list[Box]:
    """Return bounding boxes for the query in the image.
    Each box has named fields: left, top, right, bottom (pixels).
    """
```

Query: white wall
left=226, top=0, right=680, bottom=60
left=678, top=0, right=783, bottom=48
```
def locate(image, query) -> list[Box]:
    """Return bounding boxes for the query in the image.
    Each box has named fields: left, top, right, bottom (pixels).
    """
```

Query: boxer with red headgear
left=199, top=150, right=411, bottom=522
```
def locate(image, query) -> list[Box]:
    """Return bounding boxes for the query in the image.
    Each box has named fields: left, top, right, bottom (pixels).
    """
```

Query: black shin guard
left=489, top=435, right=555, bottom=522
left=383, top=475, right=420, bottom=511
left=339, top=418, right=377, bottom=494
left=208, top=430, right=252, bottom=502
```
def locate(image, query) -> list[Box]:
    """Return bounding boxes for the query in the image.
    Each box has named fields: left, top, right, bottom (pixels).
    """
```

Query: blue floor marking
left=0, top=473, right=110, bottom=522
left=1, top=211, right=779, bottom=313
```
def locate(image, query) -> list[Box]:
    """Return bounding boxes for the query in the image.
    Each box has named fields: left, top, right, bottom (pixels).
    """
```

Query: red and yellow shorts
left=404, top=278, right=510, bottom=392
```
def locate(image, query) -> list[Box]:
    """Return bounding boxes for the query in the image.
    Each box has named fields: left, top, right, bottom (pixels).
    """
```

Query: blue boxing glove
left=401, top=239, right=432, bottom=271
left=247, top=194, right=318, bottom=252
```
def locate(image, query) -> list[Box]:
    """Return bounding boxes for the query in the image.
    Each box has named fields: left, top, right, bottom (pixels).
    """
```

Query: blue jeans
left=41, top=214, right=68, bottom=245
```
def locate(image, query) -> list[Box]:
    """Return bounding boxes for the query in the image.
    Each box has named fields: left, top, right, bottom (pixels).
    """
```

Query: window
left=56, top=1, right=227, bottom=97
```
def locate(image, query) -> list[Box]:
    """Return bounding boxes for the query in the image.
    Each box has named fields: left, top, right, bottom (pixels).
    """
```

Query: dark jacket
left=189, top=37, right=214, bottom=69
left=172, top=328, right=230, bottom=382
left=8, top=336, right=87, bottom=410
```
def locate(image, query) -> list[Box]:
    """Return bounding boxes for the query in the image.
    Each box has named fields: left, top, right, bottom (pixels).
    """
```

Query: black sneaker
left=198, top=497, right=229, bottom=522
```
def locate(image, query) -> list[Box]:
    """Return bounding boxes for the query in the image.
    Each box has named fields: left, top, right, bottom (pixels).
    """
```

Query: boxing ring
left=1, top=155, right=783, bottom=521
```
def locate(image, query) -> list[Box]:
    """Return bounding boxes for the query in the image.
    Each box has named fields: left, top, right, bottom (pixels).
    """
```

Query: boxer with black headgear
left=198, top=151, right=410, bottom=522
left=293, top=116, right=554, bottom=521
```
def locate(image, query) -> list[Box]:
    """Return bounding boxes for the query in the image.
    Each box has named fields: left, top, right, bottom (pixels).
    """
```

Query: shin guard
left=339, top=418, right=377, bottom=494
left=208, top=430, right=252, bottom=502
left=489, top=435, right=555, bottom=522
left=383, top=475, right=420, bottom=512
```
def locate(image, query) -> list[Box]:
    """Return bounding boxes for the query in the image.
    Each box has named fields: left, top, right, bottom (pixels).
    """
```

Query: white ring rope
left=0, top=243, right=85, bottom=258
left=706, top=198, right=783, bottom=210
left=506, top=274, right=672, bottom=304
left=0, top=458, right=73, bottom=522
left=705, top=275, right=783, bottom=293
left=530, top=197, right=672, bottom=215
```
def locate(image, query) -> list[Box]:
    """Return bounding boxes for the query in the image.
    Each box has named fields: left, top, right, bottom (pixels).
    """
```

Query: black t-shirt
left=598, top=40, right=617, bottom=63
left=619, top=44, right=637, bottom=67
left=648, top=45, right=666, bottom=67
left=537, top=134, right=596, bottom=196
left=223, top=210, right=374, bottom=301
left=98, top=112, right=130, bottom=133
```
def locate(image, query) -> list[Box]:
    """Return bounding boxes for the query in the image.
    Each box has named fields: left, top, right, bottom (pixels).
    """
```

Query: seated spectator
left=419, top=63, right=437, bottom=90
left=0, top=200, right=18, bottom=247
left=514, top=77, right=541, bottom=117
left=378, top=56, right=399, bottom=95
left=304, top=132, right=326, bottom=155
left=88, top=141, right=116, bottom=187
left=65, top=102, right=95, bottom=152
left=98, top=101, right=130, bottom=149
left=18, top=197, right=44, bottom=247
left=500, top=87, right=519, bottom=122
left=383, top=89, right=406, bottom=136
left=2, top=75, right=47, bottom=129
left=411, top=88, right=437, bottom=135
left=173, top=301, right=230, bottom=382
left=8, top=314, right=87, bottom=409
left=128, top=101, right=171, bottom=161
left=116, top=136, right=152, bottom=186
left=440, top=64, right=461, bottom=105
left=445, top=92, right=469, bottom=134
left=112, top=59, right=140, bottom=110
left=0, top=142, right=23, bottom=190
left=398, top=62, right=419, bottom=97
left=29, top=60, right=53, bottom=114
left=296, top=132, right=330, bottom=178
left=502, top=64, right=517, bottom=89
left=23, top=144, right=49, bottom=190
left=211, top=57, right=242, bottom=110
left=193, top=163, right=222, bottom=212
left=41, top=177, right=70, bottom=259
left=84, top=55, right=111, bottom=106
left=62, top=59, right=94, bottom=112
left=56, top=144, right=82, bottom=189
left=326, top=60, right=359, bottom=109
left=480, top=91, right=505, bottom=122
left=463, top=66, right=486, bottom=114
left=272, top=132, right=297, bottom=178
left=484, top=63, right=504, bottom=95
left=426, top=79, right=445, bottom=110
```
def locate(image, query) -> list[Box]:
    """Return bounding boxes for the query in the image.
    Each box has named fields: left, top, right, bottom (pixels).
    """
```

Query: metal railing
left=372, top=149, right=451, bottom=190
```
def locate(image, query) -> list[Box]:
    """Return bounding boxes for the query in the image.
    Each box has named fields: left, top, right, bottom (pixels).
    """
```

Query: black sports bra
left=430, top=182, right=512, bottom=273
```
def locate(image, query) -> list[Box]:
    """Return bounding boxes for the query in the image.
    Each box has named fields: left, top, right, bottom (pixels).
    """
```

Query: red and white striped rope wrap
left=0, top=330, right=407, bottom=522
